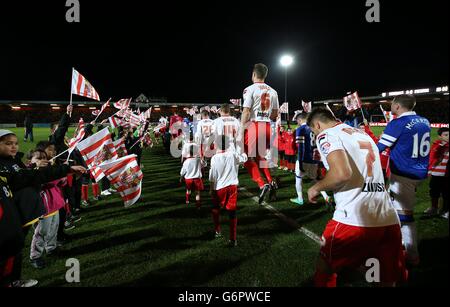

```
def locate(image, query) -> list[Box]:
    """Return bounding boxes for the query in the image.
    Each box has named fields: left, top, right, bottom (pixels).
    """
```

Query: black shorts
left=278, top=151, right=285, bottom=160
left=429, top=176, right=448, bottom=199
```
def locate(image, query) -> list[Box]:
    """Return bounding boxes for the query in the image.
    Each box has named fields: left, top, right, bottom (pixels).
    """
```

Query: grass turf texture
left=8, top=127, right=448, bottom=287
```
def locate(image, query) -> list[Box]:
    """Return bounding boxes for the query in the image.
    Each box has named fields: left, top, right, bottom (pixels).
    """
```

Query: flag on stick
left=302, top=100, right=312, bottom=113
left=279, top=102, right=289, bottom=114
left=113, top=137, right=128, bottom=158
left=71, top=68, right=100, bottom=101
left=343, top=92, right=362, bottom=111
left=114, top=98, right=131, bottom=110
left=76, top=128, right=118, bottom=182
left=97, top=155, right=143, bottom=207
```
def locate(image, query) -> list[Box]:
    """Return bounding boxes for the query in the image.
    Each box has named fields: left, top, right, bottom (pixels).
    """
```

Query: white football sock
left=295, top=176, right=303, bottom=201
left=401, top=222, right=419, bottom=259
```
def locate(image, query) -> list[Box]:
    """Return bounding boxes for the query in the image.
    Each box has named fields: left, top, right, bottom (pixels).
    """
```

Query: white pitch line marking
left=240, top=188, right=322, bottom=245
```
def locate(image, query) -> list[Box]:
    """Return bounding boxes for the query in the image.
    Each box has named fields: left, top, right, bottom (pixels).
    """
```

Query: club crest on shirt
left=320, top=142, right=331, bottom=155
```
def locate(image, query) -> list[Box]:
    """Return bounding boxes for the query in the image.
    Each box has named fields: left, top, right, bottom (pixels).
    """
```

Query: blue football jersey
left=377, top=112, right=431, bottom=180
left=296, top=124, right=317, bottom=164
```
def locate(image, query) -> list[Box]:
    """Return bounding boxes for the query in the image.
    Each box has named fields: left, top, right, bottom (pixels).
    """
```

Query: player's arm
left=180, top=163, right=187, bottom=182
left=308, top=150, right=352, bottom=203
left=239, top=87, right=253, bottom=138
left=239, top=107, right=251, bottom=139
left=208, top=164, right=216, bottom=195
left=270, top=92, right=279, bottom=122
left=377, top=121, right=401, bottom=152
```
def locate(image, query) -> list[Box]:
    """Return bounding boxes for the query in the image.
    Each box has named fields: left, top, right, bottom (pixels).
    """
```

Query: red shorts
left=185, top=178, right=204, bottom=191
left=244, top=122, right=272, bottom=158
left=213, top=185, right=238, bottom=211
left=319, top=220, right=407, bottom=283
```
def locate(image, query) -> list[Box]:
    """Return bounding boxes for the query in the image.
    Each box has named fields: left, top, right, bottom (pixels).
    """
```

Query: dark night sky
left=0, top=1, right=448, bottom=107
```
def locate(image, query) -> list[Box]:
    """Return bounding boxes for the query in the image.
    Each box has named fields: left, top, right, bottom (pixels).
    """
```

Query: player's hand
left=307, top=186, right=320, bottom=204
left=363, top=119, right=369, bottom=126
left=67, top=104, right=73, bottom=115
left=70, top=165, right=87, bottom=175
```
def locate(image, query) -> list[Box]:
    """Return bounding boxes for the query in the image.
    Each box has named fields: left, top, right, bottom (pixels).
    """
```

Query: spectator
left=24, top=114, right=34, bottom=142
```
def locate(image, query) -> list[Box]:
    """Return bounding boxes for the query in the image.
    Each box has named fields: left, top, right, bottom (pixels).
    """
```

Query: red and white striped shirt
left=429, top=140, right=449, bottom=177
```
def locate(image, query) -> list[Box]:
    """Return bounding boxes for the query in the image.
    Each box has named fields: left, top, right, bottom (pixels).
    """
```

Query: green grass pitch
left=7, top=127, right=448, bottom=287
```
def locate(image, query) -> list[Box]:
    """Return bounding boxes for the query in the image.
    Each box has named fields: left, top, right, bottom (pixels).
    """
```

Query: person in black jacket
left=24, top=114, right=34, bottom=143
left=0, top=154, right=86, bottom=287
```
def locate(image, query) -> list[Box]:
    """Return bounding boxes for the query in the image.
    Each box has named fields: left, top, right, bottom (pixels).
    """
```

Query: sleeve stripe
left=379, top=139, right=393, bottom=147
left=381, top=134, right=397, bottom=142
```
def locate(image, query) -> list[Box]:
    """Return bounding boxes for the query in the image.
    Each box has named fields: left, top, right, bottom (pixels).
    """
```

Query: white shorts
left=389, top=173, right=423, bottom=213
left=295, top=161, right=318, bottom=180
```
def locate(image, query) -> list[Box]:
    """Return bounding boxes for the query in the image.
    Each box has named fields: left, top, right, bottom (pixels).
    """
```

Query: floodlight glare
left=280, top=55, right=293, bottom=67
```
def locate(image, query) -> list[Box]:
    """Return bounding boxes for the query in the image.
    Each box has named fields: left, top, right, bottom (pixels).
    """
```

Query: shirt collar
left=398, top=111, right=416, bottom=118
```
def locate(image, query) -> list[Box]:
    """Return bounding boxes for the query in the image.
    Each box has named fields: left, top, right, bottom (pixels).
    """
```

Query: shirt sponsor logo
left=362, top=182, right=386, bottom=193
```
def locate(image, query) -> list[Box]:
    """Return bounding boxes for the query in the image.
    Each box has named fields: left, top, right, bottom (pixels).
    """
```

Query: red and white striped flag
left=92, top=98, right=111, bottom=119
left=230, top=99, right=241, bottom=106
left=76, top=127, right=118, bottom=182
left=71, top=68, right=100, bottom=101
left=108, top=116, right=122, bottom=129
left=97, top=155, right=143, bottom=207
left=113, top=137, right=128, bottom=158
left=143, top=107, right=152, bottom=120
left=380, top=105, right=397, bottom=122
left=68, top=118, right=85, bottom=155
left=127, top=112, right=141, bottom=128
left=343, top=92, right=362, bottom=111
left=302, top=100, right=312, bottom=113
left=114, top=98, right=131, bottom=110
left=279, top=102, right=289, bottom=114
left=210, top=106, right=218, bottom=114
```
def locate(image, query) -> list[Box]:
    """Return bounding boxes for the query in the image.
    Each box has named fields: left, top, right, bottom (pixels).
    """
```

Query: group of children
left=0, top=104, right=154, bottom=287
left=177, top=105, right=245, bottom=247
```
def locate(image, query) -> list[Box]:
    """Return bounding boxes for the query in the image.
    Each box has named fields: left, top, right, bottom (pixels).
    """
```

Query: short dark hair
left=438, top=127, right=449, bottom=136
left=393, top=94, right=416, bottom=111
left=306, top=107, right=337, bottom=127
left=201, top=110, right=210, bottom=118
left=36, top=141, right=53, bottom=151
left=220, top=104, right=231, bottom=114
left=253, top=63, right=268, bottom=80
left=294, top=112, right=308, bottom=121
left=26, top=149, right=47, bottom=161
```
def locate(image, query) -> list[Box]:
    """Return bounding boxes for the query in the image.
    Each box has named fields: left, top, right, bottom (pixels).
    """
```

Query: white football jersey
left=212, top=116, right=241, bottom=148
left=209, top=151, right=247, bottom=191
left=243, top=83, right=279, bottom=122
left=181, top=142, right=200, bottom=159
left=180, top=157, right=203, bottom=180
left=195, top=118, right=214, bottom=144
left=316, top=123, right=399, bottom=227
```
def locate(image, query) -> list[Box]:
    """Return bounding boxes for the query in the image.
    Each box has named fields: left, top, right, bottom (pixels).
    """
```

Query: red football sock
left=92, top=183, right=100, bottom=198
left=212, top=208, right=221, bottom=233
left=261, top=166, right=273, bottom=183
left=314, top=271, right=337, bottom=287
left=81, top=184, right=89, bottom=202
left=229, top=217, right=237, bottom=241
left=244, top=160, right=265, bottom=188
